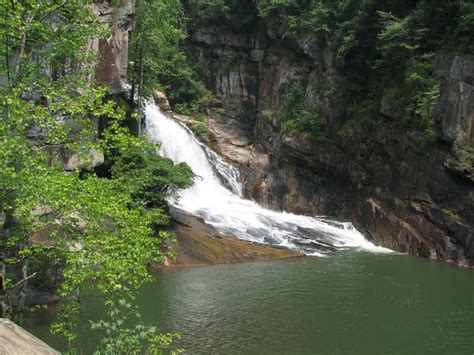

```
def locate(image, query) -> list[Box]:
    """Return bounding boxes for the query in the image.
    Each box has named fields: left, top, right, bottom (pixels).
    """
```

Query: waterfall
left=145, top=104, right=390, bottom=256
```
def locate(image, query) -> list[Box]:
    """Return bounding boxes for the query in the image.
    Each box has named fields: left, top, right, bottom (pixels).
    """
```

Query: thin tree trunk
left=130, top=32, right=139, bottom=105
left=1, top=260, right=9, bottom=318
left=138, top=42, right=144, bottom=137
left=12, top=13, right=33, bottom=83
left=4, top=0, right=11, bottom=87
left=18, top=259, right=28, bottom=322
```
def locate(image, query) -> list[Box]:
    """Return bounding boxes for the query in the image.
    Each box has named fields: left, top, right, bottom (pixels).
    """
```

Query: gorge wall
left=186, top=25, right=474, bottom=267
left=88, top=1, right=474, bottom=267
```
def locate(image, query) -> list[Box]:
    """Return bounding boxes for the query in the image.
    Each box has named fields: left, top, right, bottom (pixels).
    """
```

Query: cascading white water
left=145, top=104, right=390, bottom=255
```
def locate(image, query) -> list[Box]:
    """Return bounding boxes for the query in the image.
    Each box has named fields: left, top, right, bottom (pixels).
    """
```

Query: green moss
left=454, top=142, right=474, bottom=161
left=222, top=55, right=240, bottom=74
left=194, top=123, right=209, bottom=136
left=449, top=142, right=474, bottom=178
left=195, top=113, right=208, bottom=122
left=442, top=208, right=462, bottom=221
left=262, top=109, right=275, bottom=120
left=110, top=0, right=125, bottom=8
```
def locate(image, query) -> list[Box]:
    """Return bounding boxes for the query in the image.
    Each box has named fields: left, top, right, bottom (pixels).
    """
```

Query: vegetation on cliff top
left=184, top=0, right=473, bottom=142
left=281, top=82, right=327, bottom=141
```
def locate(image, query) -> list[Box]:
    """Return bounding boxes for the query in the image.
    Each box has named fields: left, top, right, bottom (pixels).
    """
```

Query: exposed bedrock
left=165, top=207, right=302, bottom=266
left=188, top=26, right=474, bottom=267
left=92, top=0, right=133, bottom=95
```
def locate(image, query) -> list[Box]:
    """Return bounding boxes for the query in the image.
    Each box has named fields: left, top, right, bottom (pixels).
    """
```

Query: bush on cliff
left=111, top=144, right=194, bottom=209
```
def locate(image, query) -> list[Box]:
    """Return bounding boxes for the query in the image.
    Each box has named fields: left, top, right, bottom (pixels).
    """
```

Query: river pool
left=24, top=252, right=474, bottom=354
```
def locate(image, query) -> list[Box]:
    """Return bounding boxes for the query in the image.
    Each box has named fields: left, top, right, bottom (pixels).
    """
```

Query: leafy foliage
left=280, top=83, right=327, bottom=141
left=130, top=0, right=213, bottom=114
left=1, top=0, right=193, bottom=352
left=111, top=144, right=194, bottom=209
left=182, top=0, right=258, bottom=30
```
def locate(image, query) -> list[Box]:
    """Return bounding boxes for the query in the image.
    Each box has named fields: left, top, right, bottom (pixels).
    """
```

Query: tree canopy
left=1, top=0, right=193, bottom=352
left=130, top=0, right=213, bottom=115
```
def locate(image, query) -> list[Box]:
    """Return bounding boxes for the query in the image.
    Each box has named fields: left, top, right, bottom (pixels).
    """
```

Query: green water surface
left=24, top=252, right=474, bottom=354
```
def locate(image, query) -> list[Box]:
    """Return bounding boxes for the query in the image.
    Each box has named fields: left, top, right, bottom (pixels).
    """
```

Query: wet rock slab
left=165, top=207, right=302, bottom=266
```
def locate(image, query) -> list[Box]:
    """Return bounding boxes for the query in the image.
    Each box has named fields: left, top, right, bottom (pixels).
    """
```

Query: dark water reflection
left=24, top=252, right=474, bottom=354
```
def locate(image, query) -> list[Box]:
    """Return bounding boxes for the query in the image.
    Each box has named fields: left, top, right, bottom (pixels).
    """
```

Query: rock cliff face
left=92, top=1, right=133, bottom=94
left=21, top=1, right=133, bottom=172
left=61, top=1, right=133, bottom=170
left=188, top=26, right=474, bottom=267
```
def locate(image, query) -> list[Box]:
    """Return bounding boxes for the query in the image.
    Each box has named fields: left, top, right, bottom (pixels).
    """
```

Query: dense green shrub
left=111, top=145, right=194, bottom=209
left=183, top=0, right=258, bottom=30
left=281, top=83, right=327, bottom=141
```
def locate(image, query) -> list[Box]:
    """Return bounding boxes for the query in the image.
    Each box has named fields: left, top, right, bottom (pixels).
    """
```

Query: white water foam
left=145, top=104, right=391, bottom=255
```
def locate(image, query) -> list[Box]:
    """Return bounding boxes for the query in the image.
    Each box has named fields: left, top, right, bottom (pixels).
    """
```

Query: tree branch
left=4, top=272, right=38, bottom=291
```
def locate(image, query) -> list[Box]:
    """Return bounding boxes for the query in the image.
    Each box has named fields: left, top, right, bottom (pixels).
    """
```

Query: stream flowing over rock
left=187, top=25, right=474, bottom=267
left=145, top=104, right=389, bottom=256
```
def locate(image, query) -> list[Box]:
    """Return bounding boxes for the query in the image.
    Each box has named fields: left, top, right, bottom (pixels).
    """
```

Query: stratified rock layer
left=188, top=26, right=474, bottom=267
